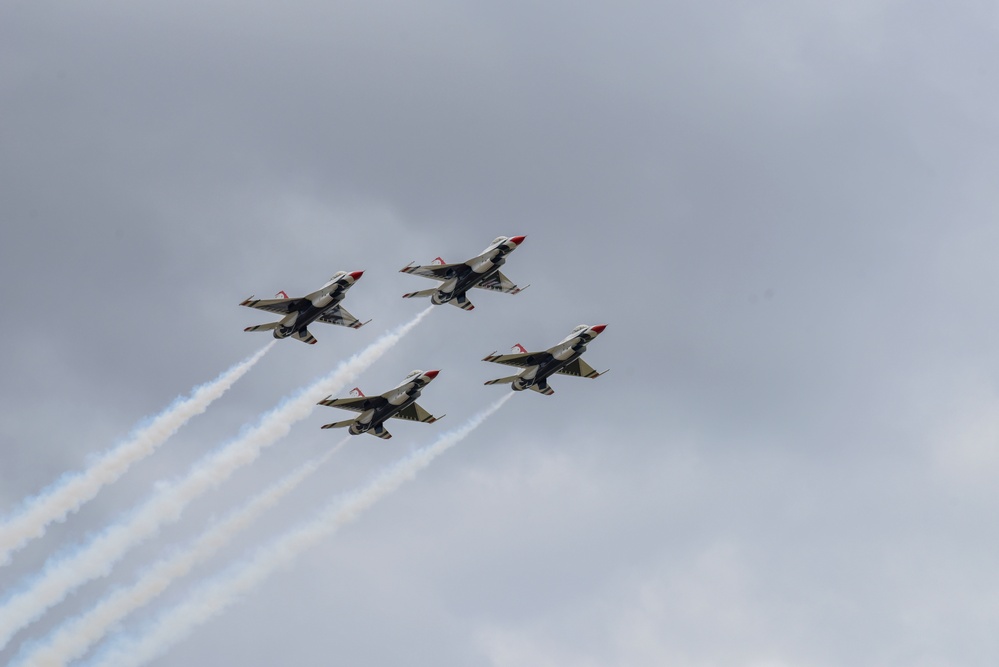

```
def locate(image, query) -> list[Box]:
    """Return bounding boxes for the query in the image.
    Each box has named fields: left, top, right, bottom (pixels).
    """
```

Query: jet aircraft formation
left=239, top=235, right=607, bottom=439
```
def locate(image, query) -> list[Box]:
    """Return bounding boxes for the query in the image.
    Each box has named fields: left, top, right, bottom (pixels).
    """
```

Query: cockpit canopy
left=571, top=324, right=590, bottom=334
left=490, top=236, right=509, bottom=246
left=405, top=370, right=423, bottom=380
left=329, top=271, right=346, bottom=282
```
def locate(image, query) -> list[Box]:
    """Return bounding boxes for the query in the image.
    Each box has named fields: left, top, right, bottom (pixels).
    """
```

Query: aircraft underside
left=514, top=352, right=583, bottom=393
left=273, top=304, right=334, bottom=338
left=351, top=398, right=418, bottom=436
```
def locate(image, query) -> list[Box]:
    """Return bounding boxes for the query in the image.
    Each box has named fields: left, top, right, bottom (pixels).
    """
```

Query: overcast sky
left=3, top=1, right=999, bottom=665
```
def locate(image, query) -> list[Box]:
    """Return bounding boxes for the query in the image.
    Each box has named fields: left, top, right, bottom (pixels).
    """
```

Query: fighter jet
left=399, top=236, right=527, bottom=310
left=240, top=271, right=368, bottom=344
left=317, top=369, right=444, bottom=439
left=482, top=324, right=608, bottom=395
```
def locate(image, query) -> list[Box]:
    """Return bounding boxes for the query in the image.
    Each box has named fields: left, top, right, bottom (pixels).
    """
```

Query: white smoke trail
left=0, top=343, right=274, bottom=567
left=87, top=393, right=512, bottom=667
left=11, top=437, right=350, bottom=667
left=0, top=308, right=431, bottom=651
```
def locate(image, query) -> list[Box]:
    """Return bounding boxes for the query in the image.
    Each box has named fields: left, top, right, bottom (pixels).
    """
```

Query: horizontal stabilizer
left=321, top=419, right=355, bottom=430
left=448, top=293, right=475, bottom=311
left=370, top=424, right=392, bottom=439
left=292, top=328, right=318, bottom=345
left=244, top=322, right=280, bottom=333
left=528, top=381, right=555, bottom=396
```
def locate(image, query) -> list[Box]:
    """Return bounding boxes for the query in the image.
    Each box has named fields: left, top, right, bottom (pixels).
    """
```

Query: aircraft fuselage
left=273, top=285, right=346, bottom=339
left=348, top=385, right=424, bottom=435
left=432, top=256, right=506, bottom=305
left=512, top=342, right=587, bottom=391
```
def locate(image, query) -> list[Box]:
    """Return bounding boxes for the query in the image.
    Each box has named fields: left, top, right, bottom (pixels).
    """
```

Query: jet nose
left=423, top=369, right=440, bottom=379
left=349, top=270, right=364, bottom=280
left=590, top=324, right=607, bottom=334
left=509, top=235, right=526, bottom=246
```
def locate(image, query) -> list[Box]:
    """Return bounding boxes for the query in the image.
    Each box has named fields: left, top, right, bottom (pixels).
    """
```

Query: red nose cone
left=349, top=271, right=364, bottom=280
left=590, top=324, right=607, bottom=334
left=509, top=235, right=526, bottom=246
left=423, top=370, right=440, bottom=379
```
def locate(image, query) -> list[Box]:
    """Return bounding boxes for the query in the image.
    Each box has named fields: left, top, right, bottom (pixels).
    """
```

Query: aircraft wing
left=399, top=261, right=467, bottom=281
left=316, top=305, right=368, bottom=329
left=239, top=296, right=305, bottom=315
left=474, top=270, right=524, bottom=294
left=555, top=358, right=606, bottom=379
left=391, top=402, right=441, bottom=423
left=317, top=395, right=388, bottom=412
left=482, top=349, right=552, bottom=368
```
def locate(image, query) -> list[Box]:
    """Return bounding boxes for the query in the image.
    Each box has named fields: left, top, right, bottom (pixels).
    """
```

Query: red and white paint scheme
left=239, top=271, right=368, bottom=345
left=482, top=324, right=608, bottom=395
left=317, top=370, right=444, bottom=439
left=399, top=236, right=528, bottom=311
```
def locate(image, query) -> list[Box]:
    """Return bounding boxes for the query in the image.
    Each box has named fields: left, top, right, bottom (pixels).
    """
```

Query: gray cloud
left=3, top=1, right=999, bottom=665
